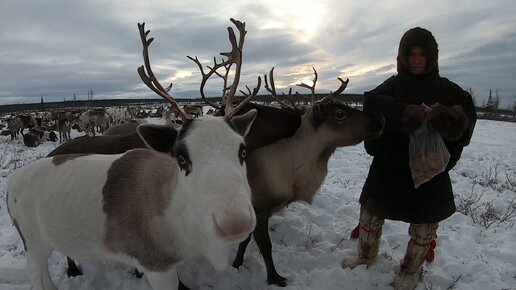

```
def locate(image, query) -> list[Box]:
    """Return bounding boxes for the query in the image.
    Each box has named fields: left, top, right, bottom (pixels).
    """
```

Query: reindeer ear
left=230, top=109, right=257, bottom=137
left=312, top=103, right=327, bottom=120
left=137, top=124, right=178, bottom=153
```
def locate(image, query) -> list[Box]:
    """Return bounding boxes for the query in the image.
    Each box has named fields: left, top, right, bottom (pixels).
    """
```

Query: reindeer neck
left=246, top=111, right=339, bottom=209
left=288, top=112, right=336, bottom=164
left=282, top=112, right=336, bottom=203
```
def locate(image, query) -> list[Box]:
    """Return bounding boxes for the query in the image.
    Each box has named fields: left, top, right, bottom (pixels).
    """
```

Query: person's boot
left=342, top=206, right=384, bottom=269
left=393, top=223, right=437, bottom=290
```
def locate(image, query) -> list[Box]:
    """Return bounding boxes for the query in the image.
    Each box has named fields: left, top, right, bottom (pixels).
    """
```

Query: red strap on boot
left=350, top=223, right=381, bottom=240
left=410, top=239, right=437, bottom=263
left=350, top=224, right=360, bottom=239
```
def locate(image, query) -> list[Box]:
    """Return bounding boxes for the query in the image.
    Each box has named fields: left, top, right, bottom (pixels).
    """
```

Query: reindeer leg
left=27, top=246, right=57, bottom=290
left=146, top=267, right=179, bottom=290
left=232, top=233, right=252, bottom=268
left=66, top=256, right=83, bottom=277
left=253, top=214, right=287, bottom=287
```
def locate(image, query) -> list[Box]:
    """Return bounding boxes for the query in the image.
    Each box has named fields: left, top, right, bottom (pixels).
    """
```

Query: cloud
left=0, top=0, right=515, bottom=108
left=441, top=33, right=516, bottom=107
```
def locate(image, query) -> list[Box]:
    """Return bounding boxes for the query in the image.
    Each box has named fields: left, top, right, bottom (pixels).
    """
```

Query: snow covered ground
left=0, top=118, right=515, bottom=290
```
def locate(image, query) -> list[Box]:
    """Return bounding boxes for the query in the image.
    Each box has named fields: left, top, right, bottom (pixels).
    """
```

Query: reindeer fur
left=8, top=112, right=258, bottom=290
left=232, top=99, right=385, bottom=286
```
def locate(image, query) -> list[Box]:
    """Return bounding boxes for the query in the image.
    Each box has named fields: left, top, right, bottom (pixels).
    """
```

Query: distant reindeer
left=8, top=19, right=261, bottom=290
left=21, top=113, right=39, bottom=129
left=78, top=109, right=110, bottom=135
left=163, top=107, right=183, bottom=125
left=183, top=105, right=203, bottom=118
left=106, top=107, right=132, bottom=125
left=22, top=130, right=40, bottom=147
left=7, top=116, right=23, bottom=141
left=58, top=119, right=72, bottom=143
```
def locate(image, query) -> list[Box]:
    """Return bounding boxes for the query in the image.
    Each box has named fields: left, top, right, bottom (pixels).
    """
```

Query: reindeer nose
left=213, top=205, right=256, bottom=242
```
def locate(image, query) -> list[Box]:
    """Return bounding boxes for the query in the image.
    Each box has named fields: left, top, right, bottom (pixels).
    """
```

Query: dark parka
left=359, top=27, right=477, bottom=224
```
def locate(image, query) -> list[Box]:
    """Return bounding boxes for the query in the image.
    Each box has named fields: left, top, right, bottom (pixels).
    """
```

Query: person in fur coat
left=343, top=27, right=477, bottom=290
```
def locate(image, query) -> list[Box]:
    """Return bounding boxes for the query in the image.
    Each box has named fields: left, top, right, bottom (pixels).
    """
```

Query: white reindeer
left=7, top=111, right=257, bottom=290
left=7, top=20, right=262, bottom=290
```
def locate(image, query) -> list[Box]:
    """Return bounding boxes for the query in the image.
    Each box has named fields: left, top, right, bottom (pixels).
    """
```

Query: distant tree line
left=0, top=93, right=365, bottom=115
left=2, top=91, right=514, bottom=122
left=468, top=88, right=516, bottom=122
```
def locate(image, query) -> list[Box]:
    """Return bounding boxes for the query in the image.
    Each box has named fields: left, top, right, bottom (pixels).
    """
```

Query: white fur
left=7, top=114, right=256, bottom=290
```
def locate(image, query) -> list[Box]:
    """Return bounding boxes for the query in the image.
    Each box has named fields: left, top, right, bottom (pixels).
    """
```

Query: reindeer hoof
left=232, top=259, right=243, bottom=269
left=133, top=268, right=144, bottom=278
left=268, top=273, right=288, bottom=287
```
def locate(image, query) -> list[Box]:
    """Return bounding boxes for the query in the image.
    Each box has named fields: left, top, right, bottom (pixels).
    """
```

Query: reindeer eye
left=238, top=143, right=247, bottom=165
left=335, top=110, right=347, bottom=121
left=178, top=155, right=187, bottom=166
left=177, top=154, right=192, bottom=176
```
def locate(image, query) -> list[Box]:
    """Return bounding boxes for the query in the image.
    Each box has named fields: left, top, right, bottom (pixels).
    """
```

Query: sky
left=1, top=117, right=515, bottom=289
left=1, top=0, right=516, bottom=108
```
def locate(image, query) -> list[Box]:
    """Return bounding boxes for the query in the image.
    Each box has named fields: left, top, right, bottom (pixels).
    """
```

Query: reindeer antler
left=137, top=23, right=191, bottom=122
left=266, top=66, right=349, bottom=107
left=296, top=67, right=318, bottom=104
left=317, top=77, right=349, bottom=104
left=187, top=18, right=261, bottom=119
left=264, top=67, right=301, bottom=111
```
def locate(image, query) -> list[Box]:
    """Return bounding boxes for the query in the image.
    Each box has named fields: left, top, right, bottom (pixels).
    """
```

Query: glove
left=427, top=103, right=469, bottom=141
left=400, top=104, right=426, bottom=134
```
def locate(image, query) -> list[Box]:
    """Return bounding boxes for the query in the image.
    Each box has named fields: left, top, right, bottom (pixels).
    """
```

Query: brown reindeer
left=23, top=130, right=40, bottom=147
left=228, top=68, right=385, bottom=287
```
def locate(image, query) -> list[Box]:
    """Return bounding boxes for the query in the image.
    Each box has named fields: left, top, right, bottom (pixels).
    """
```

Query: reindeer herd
left=0, top=103, right=191, bottom=147
left=5, top=19, right=385, bottom=290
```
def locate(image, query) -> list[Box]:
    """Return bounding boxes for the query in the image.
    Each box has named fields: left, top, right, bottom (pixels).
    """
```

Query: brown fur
left=47, top=132, right=148, bottom=157
left=102, top=149, right=181, bottom=271
left=103, top=120, right=146, bottom=136
left=23, top=132, right=40, bottom=147
left=216, top=103, right=301, bottom=153
left=429, top=104, right=469, bottom=141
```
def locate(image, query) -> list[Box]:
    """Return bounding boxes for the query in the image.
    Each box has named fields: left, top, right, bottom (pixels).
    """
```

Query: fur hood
left=397, top=27, right=439, bottom=75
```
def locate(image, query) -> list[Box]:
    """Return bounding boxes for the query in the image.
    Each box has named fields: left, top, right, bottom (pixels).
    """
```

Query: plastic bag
left=409, top=119, right=451, bottom=188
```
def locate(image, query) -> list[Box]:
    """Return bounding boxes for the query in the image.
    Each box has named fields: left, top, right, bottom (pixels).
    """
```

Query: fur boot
left=343, top=206, right=384, bottom=269
left=393, top=223, right=437, bottom=290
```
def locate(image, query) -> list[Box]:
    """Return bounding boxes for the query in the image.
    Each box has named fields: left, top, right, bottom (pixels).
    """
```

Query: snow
left=0, top=118, right=515, bottom=290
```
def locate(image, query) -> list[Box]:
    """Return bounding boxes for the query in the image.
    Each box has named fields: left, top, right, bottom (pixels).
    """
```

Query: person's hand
left=400, top=104, right=426, bottom=134
left=427, top=103, right=469, bottom=141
